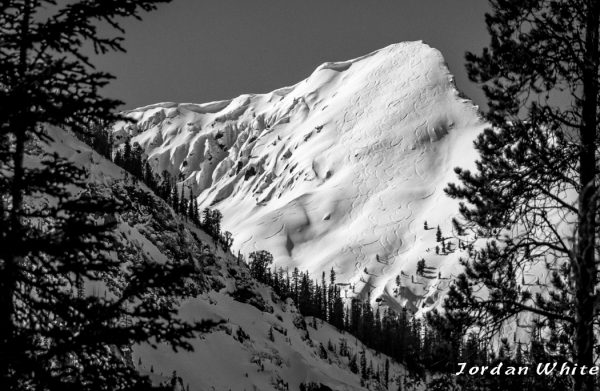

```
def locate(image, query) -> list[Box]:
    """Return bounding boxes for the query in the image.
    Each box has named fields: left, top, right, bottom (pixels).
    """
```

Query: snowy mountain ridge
left=114, top=41, right=487, bottom=313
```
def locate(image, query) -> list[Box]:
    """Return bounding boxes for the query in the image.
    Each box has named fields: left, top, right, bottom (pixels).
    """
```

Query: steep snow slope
left=114, top=41, right=486, bottom=313
left=40, top=127, right=409, bottom=391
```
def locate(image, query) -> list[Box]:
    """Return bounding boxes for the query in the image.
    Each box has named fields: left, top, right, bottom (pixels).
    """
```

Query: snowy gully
left=455, top=362, right=600, bottom=376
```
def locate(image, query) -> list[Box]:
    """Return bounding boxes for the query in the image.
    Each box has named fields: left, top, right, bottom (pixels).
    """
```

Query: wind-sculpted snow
left=115, top=41, right=486, bottom=314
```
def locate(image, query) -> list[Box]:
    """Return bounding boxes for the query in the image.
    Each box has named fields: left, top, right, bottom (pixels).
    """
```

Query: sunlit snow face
left=115, top=42, right=485, bottom=313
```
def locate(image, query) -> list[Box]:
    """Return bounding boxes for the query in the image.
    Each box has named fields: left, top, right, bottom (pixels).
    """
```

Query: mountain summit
left=114, top=41, right=485, bottom=312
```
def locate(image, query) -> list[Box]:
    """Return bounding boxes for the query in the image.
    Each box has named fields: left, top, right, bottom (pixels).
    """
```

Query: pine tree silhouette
left=443, top=2, right=600, bottom=391
left=0, top=1, right=219, bottom=389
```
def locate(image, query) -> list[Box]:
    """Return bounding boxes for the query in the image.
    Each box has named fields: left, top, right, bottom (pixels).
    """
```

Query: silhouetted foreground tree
left=0, top=1, right=218, bottom=390
left=443, top=1, right=599, bottom=391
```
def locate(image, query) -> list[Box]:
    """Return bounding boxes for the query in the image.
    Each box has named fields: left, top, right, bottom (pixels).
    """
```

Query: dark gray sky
left=95, top=0, right=491, bottom=110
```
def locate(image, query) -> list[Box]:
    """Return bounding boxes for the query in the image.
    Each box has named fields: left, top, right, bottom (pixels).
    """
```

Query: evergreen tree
left=292, top=267, right=300, bottom=305
left=211, top=209, right=222, bottom=237
left=360, top=349, right=367, bottom=379
left=328, top=268, right=336, bottom=319
left=435, top=226, right=442, bottom=242
left=187, top=192, right=195, bottom=221
left=361, top=300, right=374, bottom=342
left=191, top=198, right=199, bottom=224
left=179, top=185, right=185, bottom=218
left=201, top=207, right=212, bottom=228
left=444, top=2, right=600, bottom=391
left=416, top=259, right=426, bottom=277
left=85, top=123, right=113, bottom=159
left=268, top=326, right=274, bottom=342
left=0, top=1, right=221, bottom=389
left=170, top=185, right=179, bottom=214
left=298, top=272, right=313, bottom=315
left=159, top=170, right=172, bottom=201
left=384, top=358, right=390, bottom=388
left=143, top=161, right=156, bottom=190
left=331, top=287, right=345, bottom=330
left=222, top=231, right=233, bottom=251
left=248, top=250, right=274, bottom=283
left=123, top=141, right=133, bottom=172
left=321, top=271, right=327, bottom=320
left=349, top=354, right=359, bottom=374
left=373, top=307, right=382, bottom=350
left=131, top=142, right=144, bottom=178
left=349, top=299, right=362, bottom=337
left=114, top=149, right=124, bottom=167
left=318, top=343, right=328, bottom=359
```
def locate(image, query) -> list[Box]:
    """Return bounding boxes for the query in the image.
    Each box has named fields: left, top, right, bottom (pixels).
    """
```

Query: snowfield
left=114, top=41, right=486, bottom=314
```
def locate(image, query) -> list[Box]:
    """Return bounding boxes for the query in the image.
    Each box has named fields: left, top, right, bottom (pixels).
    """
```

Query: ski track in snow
left=114, top=41, right=486, bottom=313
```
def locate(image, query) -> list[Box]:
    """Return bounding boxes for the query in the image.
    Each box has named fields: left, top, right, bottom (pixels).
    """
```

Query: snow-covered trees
left=0, top=1, right=220, bottom=389
left=444, top=1, right=600, bottom=390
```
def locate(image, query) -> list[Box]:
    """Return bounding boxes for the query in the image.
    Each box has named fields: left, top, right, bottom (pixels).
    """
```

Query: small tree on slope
left=441, top=1, right=600, bottom=391
left=0, top=1, right=218, bottom=390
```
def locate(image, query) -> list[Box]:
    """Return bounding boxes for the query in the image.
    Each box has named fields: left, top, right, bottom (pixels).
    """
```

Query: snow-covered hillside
left=40, top=127, right=409, bottom=391
left=114, top=41, right=486, bottom=313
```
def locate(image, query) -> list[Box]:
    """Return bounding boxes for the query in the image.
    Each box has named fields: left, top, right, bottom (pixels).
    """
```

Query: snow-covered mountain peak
left=114, top=41, right=486, bottom=313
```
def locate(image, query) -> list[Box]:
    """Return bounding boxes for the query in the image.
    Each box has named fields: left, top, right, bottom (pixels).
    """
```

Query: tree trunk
left=574, top=1, right=599, bottom=391
left=0, top=0, right=31, bottom=384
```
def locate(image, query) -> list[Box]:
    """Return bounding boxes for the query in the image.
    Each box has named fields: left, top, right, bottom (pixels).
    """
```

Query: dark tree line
left=114, top=141, right=144, bottom=180
left=106, top=133, right=235, bottom=253
left=81, top=124, right=114, bottom=161
left=246, top=250, right=491, bottom=380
